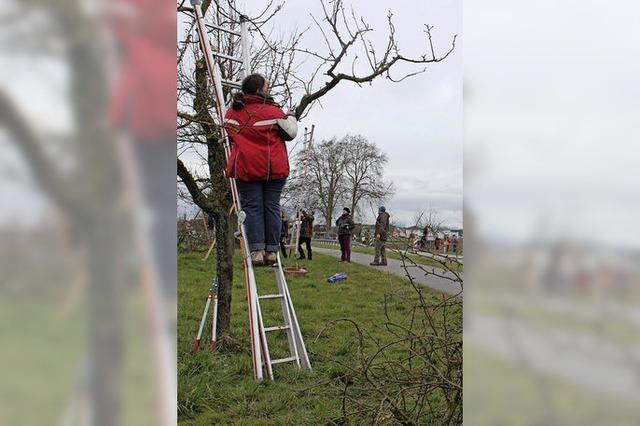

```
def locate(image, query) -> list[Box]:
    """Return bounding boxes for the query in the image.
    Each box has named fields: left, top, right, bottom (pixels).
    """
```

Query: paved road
left=313, top=247, right=463, bottom=296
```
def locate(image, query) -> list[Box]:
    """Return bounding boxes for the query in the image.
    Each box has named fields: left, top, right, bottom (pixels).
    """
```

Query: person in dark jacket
left=280, top=210, right=289, bottom=258
left=297, top=210, right=314, bottom=260
left=370, top=206, right=390, bottom=266
left=224, top=73, right=297, bottom=266
left=335, top=207, right=355, bottom=262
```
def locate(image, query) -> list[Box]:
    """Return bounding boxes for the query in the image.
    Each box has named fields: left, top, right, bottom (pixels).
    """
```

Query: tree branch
left=0, top=90, right=80, bottom=215
left=177, top=157, right=209, bottom=212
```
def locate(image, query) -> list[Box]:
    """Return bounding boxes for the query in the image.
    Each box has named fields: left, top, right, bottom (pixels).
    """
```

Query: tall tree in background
left=307, top=138, right=348, bottom=226
left=342, top=134, right=394, bottom=220
left=288, top=135, right=394, bottom=225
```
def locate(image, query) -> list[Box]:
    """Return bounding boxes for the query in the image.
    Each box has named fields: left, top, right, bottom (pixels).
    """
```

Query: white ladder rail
left=276, top=253, right=312, bottom=370
left=273, top=254, right=301, bottom=369
left=288, top=126, right=315, bottom=256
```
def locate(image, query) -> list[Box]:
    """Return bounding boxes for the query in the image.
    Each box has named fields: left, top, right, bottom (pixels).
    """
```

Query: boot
left=370, top=259, right=381, bottom=266
left=251, top=250, right=265, bottom=266
left=264, top=251, right=278, bottom=266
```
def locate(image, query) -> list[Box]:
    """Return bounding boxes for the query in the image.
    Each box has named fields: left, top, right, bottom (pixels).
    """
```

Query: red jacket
left=224, top=95, right=289, bottom=181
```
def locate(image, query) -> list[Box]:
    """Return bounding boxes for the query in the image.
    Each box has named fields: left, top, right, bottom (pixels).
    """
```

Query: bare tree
left=288, top=134, right=394, bottom=225
left=288, top=0, right=457, bottom=118
left=342, top=134, right=394, bottom=220
left=291, top=137, right=349, bottom=226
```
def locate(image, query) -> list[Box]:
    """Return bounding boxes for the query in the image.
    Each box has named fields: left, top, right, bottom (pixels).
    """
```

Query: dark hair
left=232, top=73, right=266, bottom=110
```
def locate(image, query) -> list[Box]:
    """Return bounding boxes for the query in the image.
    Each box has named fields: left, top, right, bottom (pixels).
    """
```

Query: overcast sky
left=179, top=0, right=462, bottom=228
left=464, top=0, right=640, bottom=248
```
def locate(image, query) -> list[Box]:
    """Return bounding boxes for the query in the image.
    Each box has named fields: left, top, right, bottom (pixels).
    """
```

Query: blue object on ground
left=327, top=272, right=347, bottom=283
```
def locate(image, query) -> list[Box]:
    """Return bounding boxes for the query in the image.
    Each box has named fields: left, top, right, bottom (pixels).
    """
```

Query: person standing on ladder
left=336, top=207, right=355, bottom=262
left=224, top=73, right=298, bottom=266
left=370, top=206, right=390, bottom=266
left=297, top=210, right=314, bottom=260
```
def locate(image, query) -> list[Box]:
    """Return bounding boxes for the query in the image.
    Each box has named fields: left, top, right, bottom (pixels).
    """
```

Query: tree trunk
left=350, top=193, right=358, bottom=223
left=210, top=208, right=234, bottom=335
left=325, top=194, right=334, bottom=231
left=194, top=59, right=235, bottom=337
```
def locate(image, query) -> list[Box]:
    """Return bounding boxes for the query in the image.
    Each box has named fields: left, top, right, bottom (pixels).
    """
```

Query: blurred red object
left=108, top=0, right=176, bottom=142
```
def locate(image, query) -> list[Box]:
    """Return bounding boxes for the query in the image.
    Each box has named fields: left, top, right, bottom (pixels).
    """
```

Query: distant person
left=444, top=236, right=451, bottom=254
left=434, top=236, right=441, bottom=252
left=452, top=235, right=459, bottom=254
left=335, top=207, right=355, bottom=262
left=297, top=210, right=314, bottom=260
left=370, top=206, right=390, bottom=266
left=421, top=225, right=430, bottom=250
left=280, top=210, right=289, bottom=258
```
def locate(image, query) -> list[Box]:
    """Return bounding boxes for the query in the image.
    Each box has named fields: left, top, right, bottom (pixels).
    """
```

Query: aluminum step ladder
left=190, top=0, right=311, bottom=380
left=285, top=125, right=315, bottom=258
left=192, top=276, right=219, bottom=352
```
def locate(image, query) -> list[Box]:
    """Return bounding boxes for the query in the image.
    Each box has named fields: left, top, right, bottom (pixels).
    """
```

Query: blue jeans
left=236, top=179, right=286, bottom=252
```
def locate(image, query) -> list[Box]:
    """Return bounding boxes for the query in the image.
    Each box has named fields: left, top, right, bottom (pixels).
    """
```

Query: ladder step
left=205, top=23, right=241, bottom=37
left=264, top=325, right=290, bottom=332
left=258, top=293, right=285, bottom=300
left=212, top=51, right=243, bottom=63
left=221, top=79, right=242, bottom=89
left=270, top=356, right=297, bottom=365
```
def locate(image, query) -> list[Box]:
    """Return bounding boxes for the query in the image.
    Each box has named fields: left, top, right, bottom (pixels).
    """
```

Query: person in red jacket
left=224, top=74, right=297, bottom=266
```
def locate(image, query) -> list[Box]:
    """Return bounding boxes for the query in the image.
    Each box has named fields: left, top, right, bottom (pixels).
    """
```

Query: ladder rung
left=264, top=325, right=290, bottom=332
left=258, top=293, right=284, bottom=300
left=221, top=79, right=242, bottom=89
left=270, top=356, right=297, bottom=365
left=205, top=23, right=241, bottom=37
left=212, top=51, right=243, bottom=63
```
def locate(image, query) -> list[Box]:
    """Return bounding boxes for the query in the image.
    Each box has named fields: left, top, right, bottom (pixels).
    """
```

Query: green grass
left=178, top=250, right=461, bottom=425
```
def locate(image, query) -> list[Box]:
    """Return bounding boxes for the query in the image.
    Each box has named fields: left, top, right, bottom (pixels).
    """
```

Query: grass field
left=178, top=249, right=462, bottom=425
